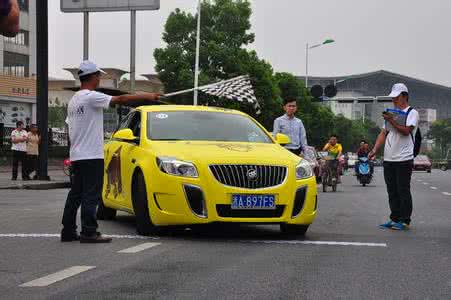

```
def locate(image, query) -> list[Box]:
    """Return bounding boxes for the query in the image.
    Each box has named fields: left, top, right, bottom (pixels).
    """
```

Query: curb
left=0, top=181, right=70, bottom=190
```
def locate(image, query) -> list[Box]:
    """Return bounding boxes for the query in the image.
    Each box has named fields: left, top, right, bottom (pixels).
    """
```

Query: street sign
left=61, top=0, right=160, bottom=12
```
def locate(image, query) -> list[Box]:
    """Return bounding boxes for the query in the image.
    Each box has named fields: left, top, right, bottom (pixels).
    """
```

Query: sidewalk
left=0, top=168, right=70, bottom=190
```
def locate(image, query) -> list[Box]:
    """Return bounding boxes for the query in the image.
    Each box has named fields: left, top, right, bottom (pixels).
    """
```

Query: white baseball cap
left=388, top=83, right=408, bottom=98
left=77, top=60, right=106, bottom=78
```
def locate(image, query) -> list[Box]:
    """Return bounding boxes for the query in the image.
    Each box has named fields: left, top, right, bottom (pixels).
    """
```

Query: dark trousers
left=12, top=150, right=26, bottom=180
left=26, top=155, right=39, bottom=178
left=62, top=159, right=104, bottom=235
left=383, top=160, right=413, bottom=225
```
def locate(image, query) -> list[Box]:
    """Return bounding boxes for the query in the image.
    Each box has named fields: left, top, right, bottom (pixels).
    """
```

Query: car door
left=114, top=111, right=143, bottom=210
left=104, top=112, right=135, bottom=207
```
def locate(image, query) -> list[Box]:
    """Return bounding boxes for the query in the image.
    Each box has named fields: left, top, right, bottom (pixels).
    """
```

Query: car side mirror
left=275, top=133, right=291, bottom=146
left=113, top=129, right=138, bottom=142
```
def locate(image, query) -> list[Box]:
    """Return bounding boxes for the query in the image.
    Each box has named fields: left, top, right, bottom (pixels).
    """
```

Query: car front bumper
left=145, top=171, right=318, bottom=226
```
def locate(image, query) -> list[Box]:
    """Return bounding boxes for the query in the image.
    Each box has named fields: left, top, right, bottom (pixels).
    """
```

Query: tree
left=154, top=0, right=279, bottom=128
left=429, top=118, right=451, bottom=157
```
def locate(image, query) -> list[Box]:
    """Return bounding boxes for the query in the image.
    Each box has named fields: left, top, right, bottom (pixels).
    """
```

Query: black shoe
left=80, top=232, right=112, bottom=243
left=61, top=231, right=80, bottom=242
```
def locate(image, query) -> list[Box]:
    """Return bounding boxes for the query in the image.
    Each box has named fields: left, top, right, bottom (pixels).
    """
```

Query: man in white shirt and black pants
left=369, top=83, right=419, bottom=231
left=61, top=61, right=160, bottom=243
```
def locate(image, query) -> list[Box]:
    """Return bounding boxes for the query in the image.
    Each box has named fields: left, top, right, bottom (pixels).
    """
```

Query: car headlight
left=296, top=159, right=313, bottom=179
left=157, top=157, right=199, bottom=178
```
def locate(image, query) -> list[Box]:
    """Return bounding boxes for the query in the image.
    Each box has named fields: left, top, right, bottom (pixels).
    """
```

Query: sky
left=49, top=0, right=451, bottom=86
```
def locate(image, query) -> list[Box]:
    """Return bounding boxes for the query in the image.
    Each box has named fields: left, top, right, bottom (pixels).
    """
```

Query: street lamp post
left=193, top=0, right=201, bottom=105
left=305, top=39, right=335, bottom=88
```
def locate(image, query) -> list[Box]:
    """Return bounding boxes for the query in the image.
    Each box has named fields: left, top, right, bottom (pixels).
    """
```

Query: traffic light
left=310, top=85, right=323, bottom=102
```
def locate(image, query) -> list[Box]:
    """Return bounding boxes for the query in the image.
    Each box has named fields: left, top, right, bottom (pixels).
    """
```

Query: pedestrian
left=273, top=98, right=308, bottom=155
left=25, top=124, right=40, bottom=180
left=10, top=120, right=27, bottom=180
left=61, top=61, right=160, bottom=243
left=369, top=83, right=419, bottom=231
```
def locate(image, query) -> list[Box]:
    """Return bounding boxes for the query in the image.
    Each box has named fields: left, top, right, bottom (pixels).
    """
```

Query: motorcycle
left=356, top=157, right=372, bottom=186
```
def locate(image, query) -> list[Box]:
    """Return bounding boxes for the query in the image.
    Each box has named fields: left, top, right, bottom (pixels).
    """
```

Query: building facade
left=306, top=70, right=451, bottom=127
left=0, top=0, right=36, bottom=129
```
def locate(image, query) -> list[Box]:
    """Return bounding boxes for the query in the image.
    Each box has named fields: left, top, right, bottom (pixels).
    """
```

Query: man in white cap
left=369, top=83, right=419, bottom=231
left=61, top=61, right=160, bottom=243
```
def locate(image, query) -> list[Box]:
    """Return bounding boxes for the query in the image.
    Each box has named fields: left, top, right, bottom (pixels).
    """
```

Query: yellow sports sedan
left=97, top=105, right=317, bottom=236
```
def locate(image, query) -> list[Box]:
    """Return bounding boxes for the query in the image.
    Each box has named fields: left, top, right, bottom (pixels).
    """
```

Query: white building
left=417, top=108, right=437, bottom=135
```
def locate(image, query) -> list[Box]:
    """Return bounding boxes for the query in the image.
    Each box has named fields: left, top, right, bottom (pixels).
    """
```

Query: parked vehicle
left=373, top=158, right=383, bottom=167
left=413, top=155, right=432, bottom=173
left=356, top=157, right=372, bottom=186
left=347, top=153, right=358, bottom=168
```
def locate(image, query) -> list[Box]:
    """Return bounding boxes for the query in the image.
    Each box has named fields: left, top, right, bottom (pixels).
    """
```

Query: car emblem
left=247, top=169, right=258, bottom=181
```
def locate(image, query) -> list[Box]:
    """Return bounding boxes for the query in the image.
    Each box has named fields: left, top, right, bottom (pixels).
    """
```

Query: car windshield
left=147, top=111, right=273, bottom=143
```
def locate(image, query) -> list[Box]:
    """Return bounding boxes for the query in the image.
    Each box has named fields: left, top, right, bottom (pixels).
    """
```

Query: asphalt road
left=0, top=168, right=450, bottom=299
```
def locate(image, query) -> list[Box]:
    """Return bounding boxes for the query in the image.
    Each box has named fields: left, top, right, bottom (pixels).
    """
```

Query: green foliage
left=429, top=118, right=451, bottom=157
left=48, top=107, right=67, bottom=128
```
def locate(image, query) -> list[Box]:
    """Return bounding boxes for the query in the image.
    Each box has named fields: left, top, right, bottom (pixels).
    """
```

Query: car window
left=127, top=112, right=141, bottom=138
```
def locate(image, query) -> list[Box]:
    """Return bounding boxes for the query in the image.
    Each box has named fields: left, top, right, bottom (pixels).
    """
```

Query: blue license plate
left=231, top=194, right=276, bottom=210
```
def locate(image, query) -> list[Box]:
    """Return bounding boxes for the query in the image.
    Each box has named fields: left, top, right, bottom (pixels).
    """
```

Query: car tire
left=132, top=171, right=157, bottom=236
left=427, top=169, right=431, bottom=173
left=97, top=199, right=117, bottom=220
left=280, top=224, right=309, bottom=236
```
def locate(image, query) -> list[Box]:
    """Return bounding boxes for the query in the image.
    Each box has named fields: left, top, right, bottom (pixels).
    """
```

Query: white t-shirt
left=11, top=129, right=28, bottom=152
left=383, top=106, right=419, bottom=162
left=66, top=90, right=112, bottom=161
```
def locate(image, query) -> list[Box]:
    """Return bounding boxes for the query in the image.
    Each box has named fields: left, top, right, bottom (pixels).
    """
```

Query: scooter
left=356, top=157, right=372, bottom=186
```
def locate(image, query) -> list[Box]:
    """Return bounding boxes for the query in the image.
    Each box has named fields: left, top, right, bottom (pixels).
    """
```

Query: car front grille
left=209, top=164, right=288, bottom=189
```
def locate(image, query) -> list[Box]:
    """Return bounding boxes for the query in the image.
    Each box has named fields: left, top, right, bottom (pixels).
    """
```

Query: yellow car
left=97, top=105, right=317, bottom=236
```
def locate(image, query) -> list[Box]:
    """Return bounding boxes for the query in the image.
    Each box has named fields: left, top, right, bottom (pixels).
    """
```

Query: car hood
left=149, top=141, right=301, bottom=166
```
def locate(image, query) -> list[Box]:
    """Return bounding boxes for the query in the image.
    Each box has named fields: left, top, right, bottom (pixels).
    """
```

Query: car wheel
left=280, top=224, right=309, bottom=236
left=132, top=171, right=157, bottom=236
left=97, top=199, right=116, bottom=220
left=427, top=169, right=431, bottom=173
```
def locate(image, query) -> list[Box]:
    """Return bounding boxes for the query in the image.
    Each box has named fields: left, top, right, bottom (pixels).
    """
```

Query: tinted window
left=147, top=111, right=272, bottom=143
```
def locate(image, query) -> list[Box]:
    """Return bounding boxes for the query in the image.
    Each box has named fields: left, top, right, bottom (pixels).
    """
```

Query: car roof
left=136, top=105, right=245, bottom=115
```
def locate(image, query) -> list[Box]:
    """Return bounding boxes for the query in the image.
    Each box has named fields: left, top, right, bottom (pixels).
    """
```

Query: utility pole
left=36, top=0, right=49, bottom=180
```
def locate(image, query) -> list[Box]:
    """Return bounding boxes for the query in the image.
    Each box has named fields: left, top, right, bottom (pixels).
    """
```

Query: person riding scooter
left=355, top=142, right=374, bottom=175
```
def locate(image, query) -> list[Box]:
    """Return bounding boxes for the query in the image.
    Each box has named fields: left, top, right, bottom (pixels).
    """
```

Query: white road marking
left=20, top=266, right=95, bottom=287
left=417, top=179, right=423, bottom=182
left=423, top=182, right=429, bottom=185
left=118, top=242, right=161, bottom=253
left=430, top=187, right=438, bottom=190
left=0, top=233, right=159, bottom=240
left=242, top=240, right=387, bottom=247
left=443, top=192, right=451, bottom=196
